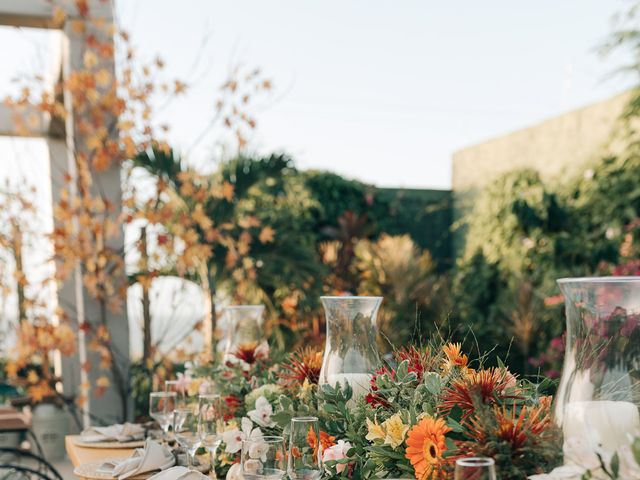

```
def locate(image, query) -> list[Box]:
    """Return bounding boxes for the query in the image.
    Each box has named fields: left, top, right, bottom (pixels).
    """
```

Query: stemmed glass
left=165, top=379, right=188, bottom=409
left=454, top=457, right=497, bottom=480
left=149, top=391, right=177, bottom=442
left=173, top=406, right=202, bottom=468
left=241, top=436, right=287, bottom=479
left=198, top=394, right=223, bottom=472
left=287, top=417, right=323, bottom=480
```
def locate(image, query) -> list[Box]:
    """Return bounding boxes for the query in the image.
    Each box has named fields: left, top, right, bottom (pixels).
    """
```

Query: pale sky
left=0, top=0, right=636, bottom=356
left=0, top=0, right=635, bottom=190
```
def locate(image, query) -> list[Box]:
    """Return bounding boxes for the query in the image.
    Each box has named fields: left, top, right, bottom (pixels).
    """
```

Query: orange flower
left=233, top=342, right=259, bottom=364
left=405, top=416, right=451, bottom=480
left=442, top=342, right=468, bottom=371
left=280, top=347, right=323, bottom=387
left=308, top=427, right=336, bottom=455
left=439, top=368, right=519, bottom=419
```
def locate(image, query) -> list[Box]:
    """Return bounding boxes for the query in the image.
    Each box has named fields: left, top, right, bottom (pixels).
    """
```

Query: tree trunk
left=12, top=223, right=25, bottom=323
left=199, top=264, right=217, bottom=358
left=140, top=226, right=152, bottom=364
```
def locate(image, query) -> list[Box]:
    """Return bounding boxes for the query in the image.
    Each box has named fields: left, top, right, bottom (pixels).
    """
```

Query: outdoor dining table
left=65, top=435, right=138, bottom=479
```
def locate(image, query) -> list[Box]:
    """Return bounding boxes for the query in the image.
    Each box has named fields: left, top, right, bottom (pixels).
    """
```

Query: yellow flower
left=382, top=413, right=409, bottom=449
left=365, top=417, right=386, bottom=443
left=188, top=378, right=203, bottom=397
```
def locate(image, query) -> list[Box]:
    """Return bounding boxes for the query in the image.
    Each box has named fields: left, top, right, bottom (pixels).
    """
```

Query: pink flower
left=175, top=372, right=191, bottom=394
left=255, top=341, right=270, bottom=360
left=322, top=440, right=352, bottom=473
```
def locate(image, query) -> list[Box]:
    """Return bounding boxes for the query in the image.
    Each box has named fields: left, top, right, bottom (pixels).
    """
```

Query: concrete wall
left=451, top=90, right=634, bottom=253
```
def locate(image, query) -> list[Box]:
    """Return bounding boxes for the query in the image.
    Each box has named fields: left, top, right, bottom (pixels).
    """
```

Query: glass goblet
left=287, top=416, right=322, bottom=480
left=199, top=394, right=223, bottom=472
left=454, top=457, right=497, bottom=480
left=174, top=407, right=201, bottom=468
left=241, top=436, right=286, bottom=479
left=149, top=391, right=176, bottom=442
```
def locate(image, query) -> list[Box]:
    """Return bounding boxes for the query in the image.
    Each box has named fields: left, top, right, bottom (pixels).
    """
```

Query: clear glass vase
left=318, top=296, right=382, bottom=401
left=555, top=277, right=640, bottom=473
left=222, top=305, right=266, bottom=361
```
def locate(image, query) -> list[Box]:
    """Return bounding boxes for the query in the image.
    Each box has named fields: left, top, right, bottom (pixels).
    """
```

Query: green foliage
left=353, top=234, right=447, bottom=348
left=454, top=150, right=640, bottom=375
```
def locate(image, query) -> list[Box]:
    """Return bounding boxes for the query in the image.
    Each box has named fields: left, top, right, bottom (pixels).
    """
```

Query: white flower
left=249, top=439, right=269, bottom=462
left=226, top=463, right=243, bottom=480
left=247, top=396, right=275, bottom=428
left=222, top=417, right=262, bottom=453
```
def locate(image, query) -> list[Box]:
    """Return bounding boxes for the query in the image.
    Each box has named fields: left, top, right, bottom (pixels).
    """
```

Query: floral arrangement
left=187, top=341, right=562, bottom=479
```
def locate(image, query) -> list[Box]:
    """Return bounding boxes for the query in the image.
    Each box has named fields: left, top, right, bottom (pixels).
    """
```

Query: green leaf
left=446, top=416, right=464, bottom=433
left=423, top=372, right=443, bottom=395
left=611, top=452, right=620, bottom=478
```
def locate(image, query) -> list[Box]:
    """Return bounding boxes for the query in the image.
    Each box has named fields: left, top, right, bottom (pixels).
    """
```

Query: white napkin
left=97, top=438, right=175, bottom=480
left=81, top=422, right=145, bottom=443
left=148, top=466, right=210, bottom=479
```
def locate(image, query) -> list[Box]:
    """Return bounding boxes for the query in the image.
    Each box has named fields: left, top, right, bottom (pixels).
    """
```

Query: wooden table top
left=65, top=435, right=137, bottom=478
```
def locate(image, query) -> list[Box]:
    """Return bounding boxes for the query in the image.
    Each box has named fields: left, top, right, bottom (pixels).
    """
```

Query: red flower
left=223, top=394, right=242, bottom=421
left=439, top=368, right=519, bottom=419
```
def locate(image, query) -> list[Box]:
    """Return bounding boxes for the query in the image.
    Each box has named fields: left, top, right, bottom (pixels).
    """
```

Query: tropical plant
left=353, top=234, right=446, bottom=348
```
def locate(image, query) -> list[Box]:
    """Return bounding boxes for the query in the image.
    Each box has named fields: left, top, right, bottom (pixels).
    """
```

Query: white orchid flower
left=222, top=417, right=262, bottom=453
left=247, top=396, right=275, bottom=428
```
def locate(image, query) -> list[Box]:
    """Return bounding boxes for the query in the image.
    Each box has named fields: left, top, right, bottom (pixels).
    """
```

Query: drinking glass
left=241, top=436, right=286, bottom=479
left=165, top=379, right=188, bottom=408
left=199, top=394, right=223, bottom=471
left=454, top=457, right=497, bottom=480
left=287, top=417, right=322, bottom=480
left=174, top=407, right=201, bottom=468
left=149, top=391, right=177, bottom=441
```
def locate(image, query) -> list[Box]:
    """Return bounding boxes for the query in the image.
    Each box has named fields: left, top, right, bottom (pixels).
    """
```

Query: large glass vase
left=555, top=277, right=640, bottom=474
left=318, top=296, right=382, bottom=401
left=222, top=305, right=266, bottom=361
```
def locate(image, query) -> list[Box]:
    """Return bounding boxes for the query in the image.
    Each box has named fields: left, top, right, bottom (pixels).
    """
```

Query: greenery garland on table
left=189, top=341, right=562, bottom=479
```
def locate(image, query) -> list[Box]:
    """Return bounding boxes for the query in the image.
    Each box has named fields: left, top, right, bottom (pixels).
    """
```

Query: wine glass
left=199, top=394, right=223, bottom=472
left=287, top=417, right=323, bottom=480
left=149, top=391, right=177, bottom=442
left=174, top=407, right=202, bottom=468
left=165, top=379, right=188, bottom=408
left=241, top=436, right=286, bottom=479
left=454, top=457, right=497, bottom=480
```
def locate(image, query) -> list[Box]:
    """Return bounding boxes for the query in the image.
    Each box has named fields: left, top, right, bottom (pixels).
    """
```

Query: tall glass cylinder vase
left=555, top=277, right=640, bottom=474
left=222, top=305, right=266, bottom=363
left=318, top=296, right=382, bottom=401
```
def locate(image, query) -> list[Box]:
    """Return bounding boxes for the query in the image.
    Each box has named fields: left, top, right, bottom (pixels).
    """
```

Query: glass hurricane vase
left=318, top=296, right=382, bottom=401
left=222, top=305, right=266, bottom=361
left=554, top=277, right=640, bottom=474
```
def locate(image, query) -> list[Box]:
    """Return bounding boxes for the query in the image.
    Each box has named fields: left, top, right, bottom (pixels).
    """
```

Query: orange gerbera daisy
left=405, top=415, right=451, bottom=480
left=442, top=342, right=468, bottom=371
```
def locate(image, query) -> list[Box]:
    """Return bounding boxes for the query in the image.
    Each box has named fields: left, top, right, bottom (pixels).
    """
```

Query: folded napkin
left=97, top=438, right=175, bottom=480
left=81, top=422, right=145, bottom=443
left=148, top=466, right=210, bottom=480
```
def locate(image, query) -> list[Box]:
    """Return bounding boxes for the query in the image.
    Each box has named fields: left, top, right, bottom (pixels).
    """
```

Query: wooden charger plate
left=73, top=438, right=146, bottom=449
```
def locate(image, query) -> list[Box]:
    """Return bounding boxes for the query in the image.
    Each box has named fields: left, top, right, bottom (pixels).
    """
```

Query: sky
left=0, top=0, right=636, bottom=355
left=0, top=0, right=636, bottom=191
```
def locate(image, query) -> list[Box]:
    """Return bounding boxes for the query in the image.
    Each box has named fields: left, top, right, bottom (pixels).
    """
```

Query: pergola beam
left=0, top=104, right=49, bottom=137
left=0, top=0, right=112, bottom=29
